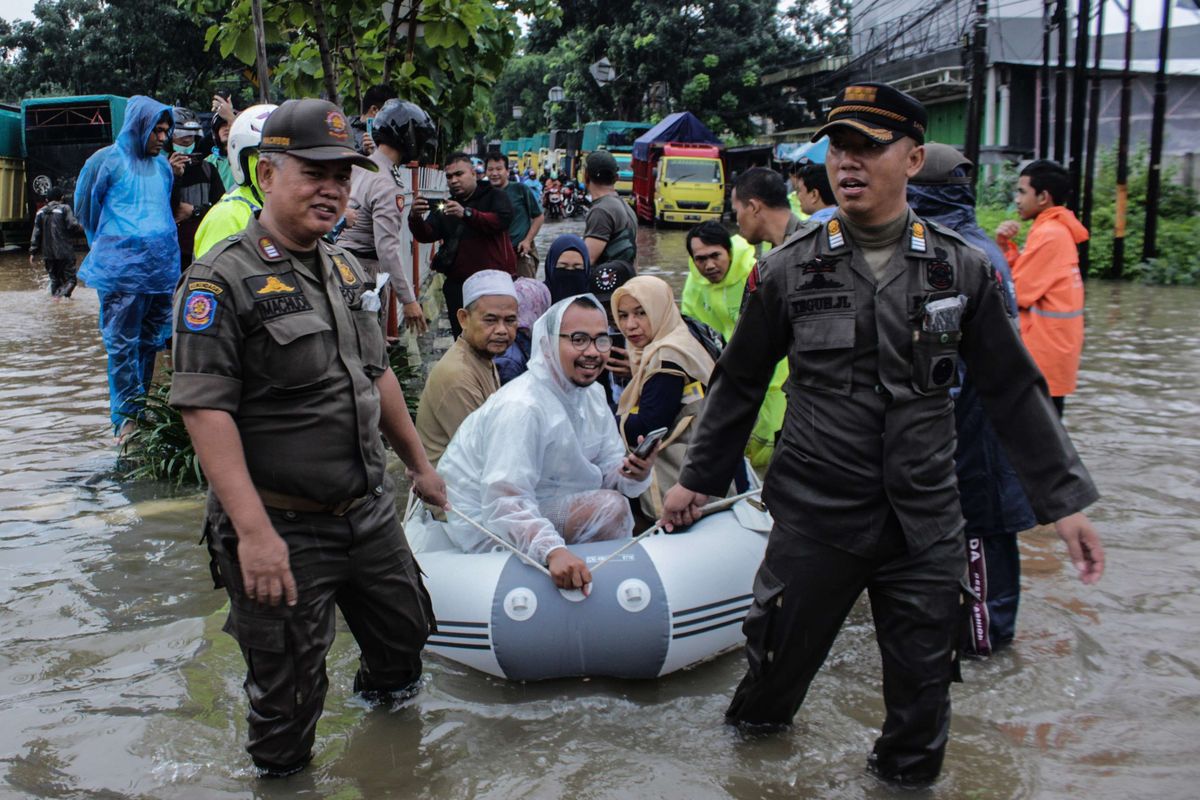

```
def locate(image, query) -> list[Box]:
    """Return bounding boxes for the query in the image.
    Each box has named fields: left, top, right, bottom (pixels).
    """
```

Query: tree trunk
left=310, top=1, right=339, bottom=103
left=382, top=0, right=404, bottom=83
left=406, top=0, right=422, bottom=63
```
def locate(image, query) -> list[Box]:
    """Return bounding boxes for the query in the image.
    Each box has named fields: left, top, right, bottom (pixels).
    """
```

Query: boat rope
left=445, top=505, right=555, bottom=578
left=589, top=488, right=764, bottom=575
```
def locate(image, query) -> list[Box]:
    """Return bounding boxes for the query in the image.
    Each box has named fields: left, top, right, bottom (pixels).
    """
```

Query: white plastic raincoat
left=439, top=294, right=650, bottom=563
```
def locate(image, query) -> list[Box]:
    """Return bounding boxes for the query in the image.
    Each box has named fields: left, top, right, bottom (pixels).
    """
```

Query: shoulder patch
left=181, top=287, right=222, bottom=335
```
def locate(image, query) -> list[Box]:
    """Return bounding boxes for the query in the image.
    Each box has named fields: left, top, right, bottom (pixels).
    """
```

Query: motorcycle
left=544, top=186, right=563, bottom=220
left=561, top=184, right=576, bottom=218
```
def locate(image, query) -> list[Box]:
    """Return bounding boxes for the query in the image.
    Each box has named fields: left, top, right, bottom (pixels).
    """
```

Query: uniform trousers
left=97, top=291, right=173, bottom=431
left=206, top=490, right=434, bottom=772
left=727, top=517, right=965, bottom=784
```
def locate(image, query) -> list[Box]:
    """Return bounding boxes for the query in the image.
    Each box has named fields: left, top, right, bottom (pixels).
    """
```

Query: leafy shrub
left=118, top=376, right=204, bottom=486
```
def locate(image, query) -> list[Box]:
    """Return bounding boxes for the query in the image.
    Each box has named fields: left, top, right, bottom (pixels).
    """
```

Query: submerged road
left=1, top=220, right=1198, bottom=799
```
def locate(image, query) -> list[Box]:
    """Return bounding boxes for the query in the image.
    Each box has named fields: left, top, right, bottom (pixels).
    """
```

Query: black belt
left=347, top=248, right=379, bottom=261
left=257, top=486, right=381, bottom=516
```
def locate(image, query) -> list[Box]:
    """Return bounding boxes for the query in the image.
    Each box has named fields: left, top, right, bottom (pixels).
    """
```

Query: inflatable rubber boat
left=405, top=492, right=773, bottom=681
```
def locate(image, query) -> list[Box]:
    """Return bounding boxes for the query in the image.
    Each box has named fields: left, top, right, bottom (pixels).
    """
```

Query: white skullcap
left=462, top=269, right=518, bottom=308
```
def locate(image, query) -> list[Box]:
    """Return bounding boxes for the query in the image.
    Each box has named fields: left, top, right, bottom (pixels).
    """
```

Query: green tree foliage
left=0, top=0, right=235, bottom=105
left=492, top=0, right=846, bottom=138
left=181, top=0, right=561, bottom=147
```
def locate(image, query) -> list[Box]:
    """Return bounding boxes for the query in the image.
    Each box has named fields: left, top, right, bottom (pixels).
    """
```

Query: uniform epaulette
left=761, top=221, right=820, bottom=265
left=924, top=218, right=969, bottom=247
left=190, top=232, right=245, bottom=269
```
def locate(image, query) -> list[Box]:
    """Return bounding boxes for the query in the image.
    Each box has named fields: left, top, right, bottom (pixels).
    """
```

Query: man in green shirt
left=486, top=154, right=543, bottom=278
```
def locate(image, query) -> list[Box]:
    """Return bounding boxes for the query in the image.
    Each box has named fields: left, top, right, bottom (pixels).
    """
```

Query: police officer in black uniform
left=661, top=83, right=1105, bottom=786
left=170, top=98, right=447, bottom=778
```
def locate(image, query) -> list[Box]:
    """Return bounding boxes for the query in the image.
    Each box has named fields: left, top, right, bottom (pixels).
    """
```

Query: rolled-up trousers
left=206, top=490, right=434, bottom=771
left=726, top=518, right=966, bottom=784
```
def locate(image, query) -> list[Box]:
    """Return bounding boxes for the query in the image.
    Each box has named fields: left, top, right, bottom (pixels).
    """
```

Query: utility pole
left=1081, top=0, right=1106, bottom=275
left=964, top=0, right=989, bottom=167
left=1068, top=0, right=1091, bottom=214
left=1054, top=0, right=1069, bottom=162
left=251, top=0, right=271, bottom=103
left=1040, top=0, right=1053, bottom=157
left=1142, top=0, right=1173, bottom=262
left=1113, top=0, right=1136, bottom=278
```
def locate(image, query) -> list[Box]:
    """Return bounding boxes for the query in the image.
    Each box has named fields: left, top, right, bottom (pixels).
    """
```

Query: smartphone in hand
left=632, top=426, right=669, bottom=459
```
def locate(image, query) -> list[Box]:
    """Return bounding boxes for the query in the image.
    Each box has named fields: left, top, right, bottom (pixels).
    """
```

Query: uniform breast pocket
left=911, top=329, right=961, bottom=395
left=259, top=313, right=337, bottom=391
left=789, top=314, right=855, bottom=395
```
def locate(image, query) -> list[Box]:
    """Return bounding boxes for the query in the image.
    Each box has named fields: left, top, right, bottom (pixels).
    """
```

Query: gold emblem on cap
left=326, top=111, right=349, bottom=141
left=262, top=136, right=290, bottom=146
left=845, top=86, right=878, bottom=102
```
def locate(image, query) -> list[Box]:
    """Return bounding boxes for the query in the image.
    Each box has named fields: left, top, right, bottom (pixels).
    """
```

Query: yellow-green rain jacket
left=681, top=233, right=788, bottom=469
left=193, top=155, right=262, bottom=260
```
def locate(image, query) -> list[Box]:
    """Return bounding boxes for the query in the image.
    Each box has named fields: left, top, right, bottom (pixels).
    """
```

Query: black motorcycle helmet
left=371, top=99, right=437, bottom=164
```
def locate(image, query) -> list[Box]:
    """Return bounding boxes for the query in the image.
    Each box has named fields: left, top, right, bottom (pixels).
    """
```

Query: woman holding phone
left=610, top=276, right=717, bottom=517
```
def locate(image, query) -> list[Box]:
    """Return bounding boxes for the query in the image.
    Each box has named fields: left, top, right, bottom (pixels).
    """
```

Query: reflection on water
left=2, top=231, right=1199, bottom=798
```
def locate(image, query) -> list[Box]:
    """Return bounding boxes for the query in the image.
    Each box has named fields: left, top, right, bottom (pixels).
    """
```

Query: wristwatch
left=463, top=207, right=474, bottom=220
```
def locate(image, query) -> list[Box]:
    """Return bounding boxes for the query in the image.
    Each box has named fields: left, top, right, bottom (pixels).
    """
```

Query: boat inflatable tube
left=406, top=495, right=772, bottom=681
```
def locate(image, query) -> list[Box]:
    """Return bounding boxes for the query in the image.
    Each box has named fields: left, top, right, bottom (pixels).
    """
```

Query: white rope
left=445, top=505, right=554, bottom=578
left=589, top=488, right=764, bottom=574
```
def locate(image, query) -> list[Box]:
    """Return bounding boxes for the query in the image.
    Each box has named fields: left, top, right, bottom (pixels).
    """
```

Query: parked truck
left=580, top=120, right=650, bottom=203
left=631, top=112, right=725, bottom=225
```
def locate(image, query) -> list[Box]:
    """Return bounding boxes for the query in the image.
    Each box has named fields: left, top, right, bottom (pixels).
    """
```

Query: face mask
left=175, top=142, right=195, bottom=155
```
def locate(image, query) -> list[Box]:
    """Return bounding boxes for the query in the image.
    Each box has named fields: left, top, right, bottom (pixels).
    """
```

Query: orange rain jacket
left=1002, top=205, right=1088, bottom=397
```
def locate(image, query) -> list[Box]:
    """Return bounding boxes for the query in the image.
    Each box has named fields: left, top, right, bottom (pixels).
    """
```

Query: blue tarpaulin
left=631, top=112, right=722, bottom=161
left=774, top=138, right=828, bottom=164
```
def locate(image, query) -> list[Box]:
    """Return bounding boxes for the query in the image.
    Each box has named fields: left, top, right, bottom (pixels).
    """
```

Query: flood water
left=1, top=220, right=1198, bottom=799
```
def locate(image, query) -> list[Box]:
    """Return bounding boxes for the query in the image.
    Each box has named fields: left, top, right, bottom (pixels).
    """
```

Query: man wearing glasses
left=438, top=294, right=661, bottom=589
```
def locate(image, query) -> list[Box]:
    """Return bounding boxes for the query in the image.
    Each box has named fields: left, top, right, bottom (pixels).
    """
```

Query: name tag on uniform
left=244, top=271, right=314, bottom=321
left=791, top=294, right=854, bottom=315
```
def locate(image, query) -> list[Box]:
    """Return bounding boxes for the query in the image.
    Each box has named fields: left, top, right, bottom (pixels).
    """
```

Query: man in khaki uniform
left=415, top=269, right=518, bottom=466
left=170, top=98, right=447, bottom=778
left=662, top=83, right=1105, bottom=786
left=340, top=99, right=437, bottom=337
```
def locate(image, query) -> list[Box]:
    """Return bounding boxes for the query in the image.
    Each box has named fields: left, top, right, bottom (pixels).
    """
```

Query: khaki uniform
left=340, top=149, right=418, bottom=337
left=679, top=210, right=1098, bottom=781
left=170, top=215, right=432, bottom=771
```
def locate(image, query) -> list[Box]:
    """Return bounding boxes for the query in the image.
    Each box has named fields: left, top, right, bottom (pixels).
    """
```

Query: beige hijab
left=611, top=276, right=716, bottom=417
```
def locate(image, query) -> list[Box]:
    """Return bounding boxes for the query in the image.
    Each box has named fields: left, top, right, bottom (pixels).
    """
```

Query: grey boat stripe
left=672, top=616, right=745, bottom=640
left=672, top=604, right=753, bottom=630
left=427, top=639, right=492, bottom=651
left=673, top=594, right=754, bottom=618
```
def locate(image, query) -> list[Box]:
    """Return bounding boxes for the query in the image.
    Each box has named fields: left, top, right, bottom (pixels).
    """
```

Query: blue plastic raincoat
left=76, top=96, right=179, bottom=294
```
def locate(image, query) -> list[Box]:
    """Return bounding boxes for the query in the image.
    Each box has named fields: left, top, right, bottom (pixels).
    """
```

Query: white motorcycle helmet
left=228, top=103, right=278, bottom=186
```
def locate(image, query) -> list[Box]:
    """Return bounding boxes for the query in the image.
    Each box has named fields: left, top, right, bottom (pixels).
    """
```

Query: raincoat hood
left=75, top=94, right=180, bottom=294
left=907, top=183, right=978, bottom=232
left=544, top=234, right=592, bottom=303
left=526, top=293, right=609, bottom=412
left=117, top=95, right=173, bottom=160
left=1035, top=205, right=1090, bottom=245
